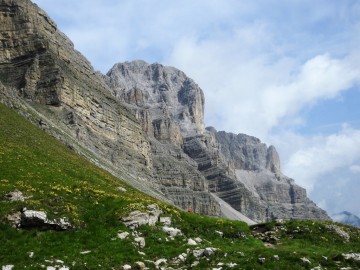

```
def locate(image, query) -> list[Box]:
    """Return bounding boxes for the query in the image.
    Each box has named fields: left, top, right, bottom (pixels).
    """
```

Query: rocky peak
left=106, top=61, right=205, bottom=143
left=266, top=145, right=281, bottom=174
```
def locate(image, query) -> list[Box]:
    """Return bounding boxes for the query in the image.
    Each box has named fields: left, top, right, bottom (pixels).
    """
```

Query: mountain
left=0, top=0, right=328, bottom=222
left=105, top=61, right=329, bottom=222
left=332, top=211, right=360, bottom=228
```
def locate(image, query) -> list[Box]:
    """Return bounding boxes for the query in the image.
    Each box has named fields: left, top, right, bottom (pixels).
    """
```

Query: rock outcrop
left=0, top=0, right=328, bottom=222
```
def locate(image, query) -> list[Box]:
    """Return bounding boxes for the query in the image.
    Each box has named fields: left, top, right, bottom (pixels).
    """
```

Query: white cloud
left=283, top=126, right=360, bottom=191
left=168, top=33, right=360, bottom=138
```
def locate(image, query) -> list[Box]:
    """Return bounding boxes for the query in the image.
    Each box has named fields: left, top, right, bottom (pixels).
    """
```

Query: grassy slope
left=0, top=103, right=359, bottom=270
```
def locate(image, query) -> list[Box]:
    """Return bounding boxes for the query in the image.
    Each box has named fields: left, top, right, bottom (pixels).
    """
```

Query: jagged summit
left=107, top=60, right=205, bottom=142
left=0, top=0, right=329, bottom=222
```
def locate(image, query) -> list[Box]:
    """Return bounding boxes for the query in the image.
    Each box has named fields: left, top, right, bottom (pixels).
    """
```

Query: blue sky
left=32, top=0, right=360, bottom=217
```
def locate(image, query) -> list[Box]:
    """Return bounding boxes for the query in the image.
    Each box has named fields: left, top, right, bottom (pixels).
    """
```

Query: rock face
left=106, top=61, right=219, bottom=216
left=0, top=0, right=329, bottom=222
left=106, top=61, right=329, bottom=222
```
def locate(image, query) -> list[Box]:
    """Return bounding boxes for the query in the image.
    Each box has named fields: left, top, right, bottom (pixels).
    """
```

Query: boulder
left=162, top=226, right=182, bottom=237
left=121, top=204, right=162, bottom=229
left=187, top=238, right=197, bottom=246
left=300, top=257, right=311, bottom=265
left=134, top=237, right=146, bottom=249
left=118, top=231, right=130, bottom=240
left=134, top=262, right=145, bottom=270
left=342, top=253, right=360, bottom=261
left=193, top=249, right=205, bottom=258
left=160, top=217, right=172, bottom=225
left=20, top=210, right=73, bottom=230
left=4, top=190, right=30, bottom=201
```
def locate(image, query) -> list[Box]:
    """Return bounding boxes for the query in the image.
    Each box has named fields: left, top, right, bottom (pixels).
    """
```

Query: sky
left=32, top=0, right=360, bottom=217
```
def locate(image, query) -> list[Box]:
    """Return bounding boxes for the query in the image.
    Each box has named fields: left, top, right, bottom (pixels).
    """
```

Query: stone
left=326, top=225, right=350, bottom=242
left=118, top=231, right=130, bottom=240
left=121, top=204, right=162, bottom=229
left=342, top=253, right=360, bottom=261
left=215, top=230, right=223, bottom=237
left=187, top=238, right=197, bottom=246
left=258, top=258, right=266, bottom=264
left=19, top=210, right=73, bottom=231
left=300, top=257, right=311, bottom=265
left=134, top=237, right=145, bottom=249
left=122, top=265, right=132, bottom=270
left=2, top=266, right=14, bottom=270
left=134, top=262, right=145, bottom=270
left=118, top=187, right=128, bottom=192
left=6, top=212, right=21, bottom=228
left=4, top=190, right=30, bottom=201
left=191, top=261, right=200, bottom=267
left=194, top=237, right=203, bottom=243
left=162, top=226, right=182, bottom=237
left=160, top=217, right=172, bottom=225
left=273, top=255, right=279, bottom=261
left=154, top=258, right=167, bottom=266
left=227, top=263, right=237, bottom=268
left=204, top=247, right=216, bottom=257
left=80, top=250, right=91, bottom=254
left=177, top=254, right=186, bottom=262
left=193, top=249, right=205, bottom=258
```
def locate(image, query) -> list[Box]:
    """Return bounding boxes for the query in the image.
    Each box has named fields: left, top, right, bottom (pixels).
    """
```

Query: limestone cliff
left=105, top=61, right=329, bottom=222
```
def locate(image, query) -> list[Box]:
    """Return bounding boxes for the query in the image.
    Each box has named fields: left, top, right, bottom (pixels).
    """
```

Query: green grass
left=1, top=102, right=360, bottom=269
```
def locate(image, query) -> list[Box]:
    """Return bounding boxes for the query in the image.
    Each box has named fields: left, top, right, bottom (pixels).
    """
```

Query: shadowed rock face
left=0, top=0, right=328, bottom=222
